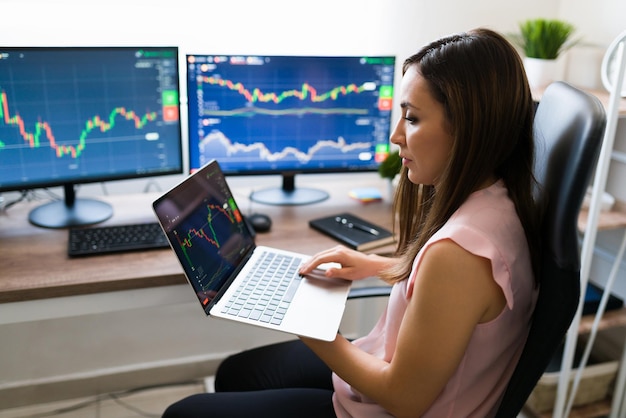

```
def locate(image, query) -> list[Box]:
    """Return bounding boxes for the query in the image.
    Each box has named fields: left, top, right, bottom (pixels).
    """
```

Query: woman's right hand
left=298, top=245, right=395, bottom=281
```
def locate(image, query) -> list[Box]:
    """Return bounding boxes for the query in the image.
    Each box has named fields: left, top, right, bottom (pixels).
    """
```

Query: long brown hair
left=381, top=28, right=540, bottom=284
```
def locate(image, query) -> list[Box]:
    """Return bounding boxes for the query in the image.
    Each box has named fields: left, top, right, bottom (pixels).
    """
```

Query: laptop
left=152, top=159, right=351, bottom=341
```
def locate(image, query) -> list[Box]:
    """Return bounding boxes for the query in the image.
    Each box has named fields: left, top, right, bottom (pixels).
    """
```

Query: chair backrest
left=495, top=81, right=606, bottom=417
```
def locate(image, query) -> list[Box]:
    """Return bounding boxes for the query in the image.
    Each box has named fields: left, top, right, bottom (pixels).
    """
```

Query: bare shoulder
left=413, top=239, right=505, bottom=323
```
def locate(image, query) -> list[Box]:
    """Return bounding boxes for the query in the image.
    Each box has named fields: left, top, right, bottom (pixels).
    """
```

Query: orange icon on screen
left=378, top=97, right=392, bottom=111
left=163, top=105, right=179, bottom=122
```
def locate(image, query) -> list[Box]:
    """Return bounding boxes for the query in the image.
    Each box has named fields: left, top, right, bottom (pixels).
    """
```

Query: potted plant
left=378, top=150, right=402, bottom=198
left=378, top=150, right=401, bottom=180
left=512, top=18, right=578, bottom=89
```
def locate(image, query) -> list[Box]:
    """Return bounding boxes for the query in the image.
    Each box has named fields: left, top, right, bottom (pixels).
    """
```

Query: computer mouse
left=248, top=213, right=272, bottom=233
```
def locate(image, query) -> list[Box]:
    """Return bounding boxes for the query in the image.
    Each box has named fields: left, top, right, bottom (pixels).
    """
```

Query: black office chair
left=496, top=82, right=606, bottom=416
left=347, top=81, right=607, bottom=417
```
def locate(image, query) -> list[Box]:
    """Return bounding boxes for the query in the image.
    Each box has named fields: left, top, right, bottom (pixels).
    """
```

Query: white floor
left=0, top=380, right=208, bottom=418
left=0, top=378, right=532, bottom=418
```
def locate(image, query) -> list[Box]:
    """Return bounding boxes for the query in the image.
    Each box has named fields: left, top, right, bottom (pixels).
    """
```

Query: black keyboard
left=68, top=222, right=169, bottom=257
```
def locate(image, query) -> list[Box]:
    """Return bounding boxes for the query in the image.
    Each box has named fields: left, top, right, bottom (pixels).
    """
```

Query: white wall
left=2, top=0, right=624, bottom=409
left=559, top=0, right=626, bottom=45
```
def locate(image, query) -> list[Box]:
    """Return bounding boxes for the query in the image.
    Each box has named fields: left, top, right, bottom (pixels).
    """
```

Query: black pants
left=162, top=340, right=337, bottom=418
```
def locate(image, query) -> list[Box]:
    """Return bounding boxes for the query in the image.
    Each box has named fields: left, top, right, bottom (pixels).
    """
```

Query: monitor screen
left=186, top=54, right=395, bottom=205
left=0, top=46, right=183, bottom=228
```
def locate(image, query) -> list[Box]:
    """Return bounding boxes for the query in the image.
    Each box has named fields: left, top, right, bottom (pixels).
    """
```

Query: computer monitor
left=0, top=46, right=183, bottom=228
left=186, top=54, right=395, bottom=205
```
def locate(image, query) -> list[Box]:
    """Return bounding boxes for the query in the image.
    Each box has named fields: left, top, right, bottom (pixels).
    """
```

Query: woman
left=163, top=27, right=540, bottom=418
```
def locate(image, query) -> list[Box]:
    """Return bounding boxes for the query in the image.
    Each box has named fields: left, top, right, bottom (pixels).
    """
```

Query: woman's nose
left=389, top=118, right=404, bottom=145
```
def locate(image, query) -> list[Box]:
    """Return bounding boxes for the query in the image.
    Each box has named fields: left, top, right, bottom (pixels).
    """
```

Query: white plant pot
left=523, top=57, right=565, bottom=90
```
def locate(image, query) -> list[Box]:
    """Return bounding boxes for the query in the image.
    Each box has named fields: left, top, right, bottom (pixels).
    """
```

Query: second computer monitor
left=0, top=46, right=183, bottom=228
left=186, top=54, right=395, bottom=205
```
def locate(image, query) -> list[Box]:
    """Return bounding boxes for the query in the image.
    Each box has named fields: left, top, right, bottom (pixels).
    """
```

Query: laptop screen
left=153, top=160, right=255, bottom=312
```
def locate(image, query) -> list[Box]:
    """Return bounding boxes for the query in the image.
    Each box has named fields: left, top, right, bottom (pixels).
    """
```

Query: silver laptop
left=153, top=159, right=351, bottom=341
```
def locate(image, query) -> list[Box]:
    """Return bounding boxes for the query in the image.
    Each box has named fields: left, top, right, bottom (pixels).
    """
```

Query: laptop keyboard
left=68, top=222, right=169, bottom=256
left=221, top=251, right=303, bottom=325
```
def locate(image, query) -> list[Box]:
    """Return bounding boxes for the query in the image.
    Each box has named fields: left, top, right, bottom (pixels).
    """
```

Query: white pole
left=610, top=328, right=626, bottom=417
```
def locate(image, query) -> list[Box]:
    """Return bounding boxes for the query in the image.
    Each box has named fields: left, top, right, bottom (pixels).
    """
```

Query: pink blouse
left=332, top=180, right=538, bottom=417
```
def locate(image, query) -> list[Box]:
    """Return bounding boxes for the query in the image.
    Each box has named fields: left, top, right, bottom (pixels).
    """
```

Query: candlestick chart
left=186, top=55, right=395, bottom=173
left=0, top=47, right=182, bottom=191
left=0, top=90, right=159, bottom=159
left=170, top=197, right=247, bottom=305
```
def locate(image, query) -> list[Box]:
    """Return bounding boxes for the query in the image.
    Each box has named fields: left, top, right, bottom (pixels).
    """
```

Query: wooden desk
left=579, top=201, right=626, bottom=232
left=0, top=177, right=394, bottom=304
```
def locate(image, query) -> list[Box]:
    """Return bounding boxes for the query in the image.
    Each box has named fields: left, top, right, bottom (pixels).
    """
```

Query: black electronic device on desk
left=246, top=213, right=272, bottom=233
left=309, top=212, right=395, bottom=251
left=68, top=222, right=169, bottom=257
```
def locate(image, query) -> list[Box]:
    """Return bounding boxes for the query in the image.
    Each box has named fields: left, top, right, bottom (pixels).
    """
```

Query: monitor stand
left=249, top=173, right=329, bottom=206
left=28, top=184, right=113, bottom=229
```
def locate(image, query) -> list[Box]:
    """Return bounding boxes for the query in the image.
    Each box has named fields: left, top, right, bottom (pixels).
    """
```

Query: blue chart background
left=172, top=199, right=246, bottom=292
left=0, top=48, right=182, bottom=190
left=186, top=55, right=394, bottom=173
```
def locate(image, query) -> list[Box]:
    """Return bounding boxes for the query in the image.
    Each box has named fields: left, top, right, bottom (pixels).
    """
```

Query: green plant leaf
left=378, top=151, right=402, bottom=179
left=516, top=18, right=577, bottom=59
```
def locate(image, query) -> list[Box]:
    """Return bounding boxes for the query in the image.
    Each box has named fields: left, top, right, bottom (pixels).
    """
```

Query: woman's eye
left=403, top=116, right=417, bottom=123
